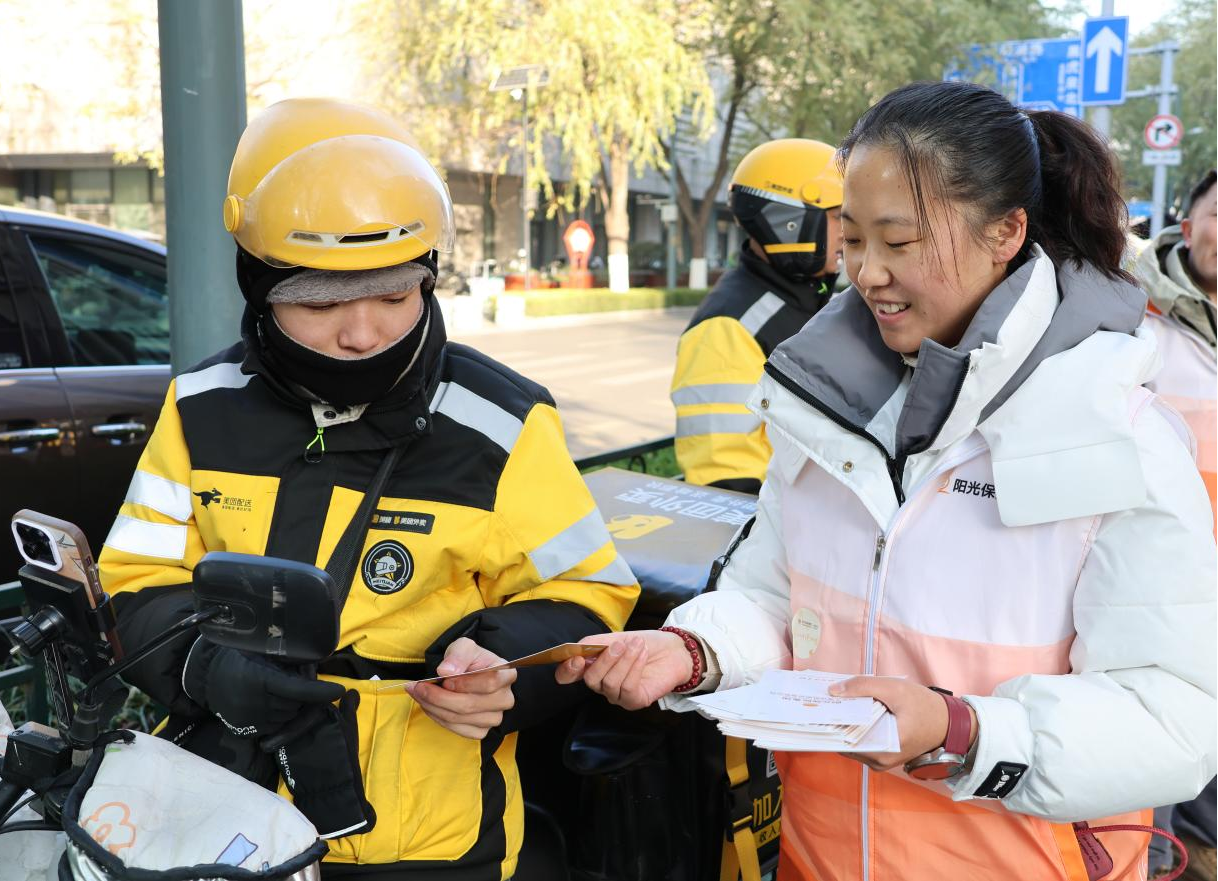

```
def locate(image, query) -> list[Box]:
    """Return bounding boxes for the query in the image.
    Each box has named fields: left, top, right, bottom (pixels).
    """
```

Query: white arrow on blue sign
left=1081, top=15, right=1129, bottom=106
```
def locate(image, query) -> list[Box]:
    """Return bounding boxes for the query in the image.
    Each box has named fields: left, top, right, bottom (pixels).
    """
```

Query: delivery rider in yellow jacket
left=671, top=140, right=843, bottom=492
left=98, top=99, right=639, bottom=880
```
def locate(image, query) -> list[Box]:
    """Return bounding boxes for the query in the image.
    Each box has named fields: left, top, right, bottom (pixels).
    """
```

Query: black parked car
left=0, top=206, right=170, bottom=580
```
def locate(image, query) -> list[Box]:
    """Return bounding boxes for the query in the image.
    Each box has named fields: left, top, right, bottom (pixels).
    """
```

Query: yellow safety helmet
left=223, top=98, right=455, bottom=271
left=728, top=139, right=842, bottom=282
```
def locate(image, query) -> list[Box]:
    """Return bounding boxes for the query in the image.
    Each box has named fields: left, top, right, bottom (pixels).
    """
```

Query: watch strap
left=941, top=692, right=971, bottom=756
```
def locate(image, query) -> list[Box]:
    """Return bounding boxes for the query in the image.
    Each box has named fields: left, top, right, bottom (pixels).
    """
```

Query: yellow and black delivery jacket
left=671, top=243, right=834, bottom=493
left=98, top=309, right=639, bottom=880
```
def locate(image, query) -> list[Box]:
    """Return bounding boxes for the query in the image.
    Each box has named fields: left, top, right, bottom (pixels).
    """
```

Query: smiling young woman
left=560, top=81, right=1216, bottom=881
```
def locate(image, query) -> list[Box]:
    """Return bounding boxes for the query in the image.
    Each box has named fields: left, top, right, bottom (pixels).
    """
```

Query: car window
left=27, top=233, right=168, bottom=366
left=0, top=262, right=27, bottom=369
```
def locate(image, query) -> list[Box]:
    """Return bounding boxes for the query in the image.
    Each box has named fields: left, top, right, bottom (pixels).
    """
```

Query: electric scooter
left=0, top=511, right=339, bottom=881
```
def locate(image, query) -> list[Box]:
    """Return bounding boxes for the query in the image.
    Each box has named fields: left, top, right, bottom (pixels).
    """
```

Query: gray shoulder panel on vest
left=739, top=292, right=785, bottom=336
left=175, top=361, right=252, bottom=402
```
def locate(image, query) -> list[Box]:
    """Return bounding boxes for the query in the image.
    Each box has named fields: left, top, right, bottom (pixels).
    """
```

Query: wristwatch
left=904, top=687, right=972, bottom=781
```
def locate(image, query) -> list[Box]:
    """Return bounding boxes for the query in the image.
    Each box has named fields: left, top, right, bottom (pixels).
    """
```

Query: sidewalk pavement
left=437, top=296, right=700, bottom=337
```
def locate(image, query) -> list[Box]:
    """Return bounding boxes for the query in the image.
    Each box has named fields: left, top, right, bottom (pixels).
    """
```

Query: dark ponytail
left=1026, top=110, right=1128, bottom=276
left=839, top=81, right=1130, bottom=280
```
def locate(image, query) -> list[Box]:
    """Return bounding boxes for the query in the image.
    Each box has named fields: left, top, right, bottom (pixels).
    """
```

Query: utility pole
left=1127, top=41, right=1181, bottom=236
left=520, top=88, right=530, bottom=289
left=666, top=121, right=679, bottom=290
left=158, top=1, right=247, bottom=375
left=1089, top=0, right=1115, bottom=138
left=490, top=65, right=549, bottom=291
left=1150, top=44, right=1176, bottom=237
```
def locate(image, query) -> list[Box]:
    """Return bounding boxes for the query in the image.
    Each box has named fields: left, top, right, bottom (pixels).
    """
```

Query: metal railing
left=574, top=435, right=675, bottom=473
left=0, top=579, right=48, bottom=723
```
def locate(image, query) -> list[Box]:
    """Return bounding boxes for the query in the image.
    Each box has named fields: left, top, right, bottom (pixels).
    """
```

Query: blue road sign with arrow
left=944, top=38, right=1081, bottom=118
left=1081, top=15, right=1128, bottom=105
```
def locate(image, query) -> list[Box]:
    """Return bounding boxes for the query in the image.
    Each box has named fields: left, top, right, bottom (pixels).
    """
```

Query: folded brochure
left=688, top=669, right=900, bottom=753
left=376, top=643, right=607, bottom=691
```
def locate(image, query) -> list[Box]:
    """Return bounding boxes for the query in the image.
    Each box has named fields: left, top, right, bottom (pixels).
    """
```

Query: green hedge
left=508, top=287, right=708, bottom=318
left=578, top=442, right=679, bottom=479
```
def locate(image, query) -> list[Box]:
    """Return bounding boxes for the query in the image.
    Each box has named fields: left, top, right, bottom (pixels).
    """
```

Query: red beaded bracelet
left=660, top=626, right=704, bottom=693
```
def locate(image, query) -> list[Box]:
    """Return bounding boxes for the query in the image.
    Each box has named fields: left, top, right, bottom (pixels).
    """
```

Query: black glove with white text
left=181, top=636, right=345, bottom=738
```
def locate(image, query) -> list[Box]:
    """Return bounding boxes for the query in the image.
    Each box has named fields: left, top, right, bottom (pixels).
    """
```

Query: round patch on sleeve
left=791, top=607, right=822, bottom=659
left=361, top=540, right=415, bottom=594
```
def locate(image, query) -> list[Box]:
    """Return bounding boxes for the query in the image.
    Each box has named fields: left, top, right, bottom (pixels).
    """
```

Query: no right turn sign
left=1145, top=114, right=1184, bottom=150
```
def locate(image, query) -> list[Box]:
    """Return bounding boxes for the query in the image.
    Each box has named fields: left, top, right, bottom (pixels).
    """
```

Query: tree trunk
left=604, top=141, right=631, bottom=292
left=670, top=65, right=749, bottom=288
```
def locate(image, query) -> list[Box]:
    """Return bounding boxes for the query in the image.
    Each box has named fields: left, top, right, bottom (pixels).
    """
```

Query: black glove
left=274, top=690, right=376, bottom=839
left=182, top=637, right=345, bottom=738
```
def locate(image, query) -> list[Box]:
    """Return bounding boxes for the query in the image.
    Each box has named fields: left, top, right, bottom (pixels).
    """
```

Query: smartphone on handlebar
left=10, top=510, right=123, bottom=660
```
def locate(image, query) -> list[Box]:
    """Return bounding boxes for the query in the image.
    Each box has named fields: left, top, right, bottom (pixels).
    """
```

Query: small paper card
left=375, top=643, right=606, bottom=691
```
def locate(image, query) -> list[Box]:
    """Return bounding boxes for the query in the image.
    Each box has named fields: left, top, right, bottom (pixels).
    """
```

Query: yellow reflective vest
left=99, top=328, right=639, bottom=879
left=672, top=246, right=832, bottom=491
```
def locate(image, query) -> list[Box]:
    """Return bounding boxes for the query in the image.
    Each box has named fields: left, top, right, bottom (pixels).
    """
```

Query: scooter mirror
left=192, top=552, right=339, bottom=664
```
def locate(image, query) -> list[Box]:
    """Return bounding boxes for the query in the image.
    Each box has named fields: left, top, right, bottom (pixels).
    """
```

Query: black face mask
left=259, top=294, right=432, bottom=407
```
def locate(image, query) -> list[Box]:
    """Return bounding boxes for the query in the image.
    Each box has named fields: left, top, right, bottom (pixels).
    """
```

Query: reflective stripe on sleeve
left=104, top=515, right=188, bottom=560
left=671, top=382, right=756, bottom=407
left=125, top=470, right=193, bottom=522
left=574, top=553, right=637, bottom=587
left=429, top=381, right=524, bottom=453
left=738, top=292, right=785, bottom=336
left=676, top=412, right=762, bottom=438
left=175, top=362, right=252, bottom=401
left=529, top=508, right=614, bottom=581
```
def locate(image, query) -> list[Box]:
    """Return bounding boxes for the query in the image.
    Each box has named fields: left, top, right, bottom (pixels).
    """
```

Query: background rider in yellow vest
left=670, top=140, right=844, bottom=492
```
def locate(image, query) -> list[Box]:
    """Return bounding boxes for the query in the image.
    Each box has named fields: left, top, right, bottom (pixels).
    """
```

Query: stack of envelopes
left=688, top=669, right=900, bottom=752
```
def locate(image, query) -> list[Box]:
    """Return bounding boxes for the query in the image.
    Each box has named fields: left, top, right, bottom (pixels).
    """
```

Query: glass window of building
left=52, top=171, right=69, bottom=205
left=0, top=171, right=18, bottom=207
left=69, top=169, right=112, bottom=205
left=113, top=167, right=151, bottom=204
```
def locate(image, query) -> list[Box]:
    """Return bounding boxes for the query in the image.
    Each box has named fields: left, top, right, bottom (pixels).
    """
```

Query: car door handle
left=91, top=422, right=148, bottom=437
left=0, top=427, right=62, bottom=444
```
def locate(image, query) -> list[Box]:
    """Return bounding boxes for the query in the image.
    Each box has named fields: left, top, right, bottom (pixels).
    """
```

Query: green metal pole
left=158, top=0, right=247, bottom=375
